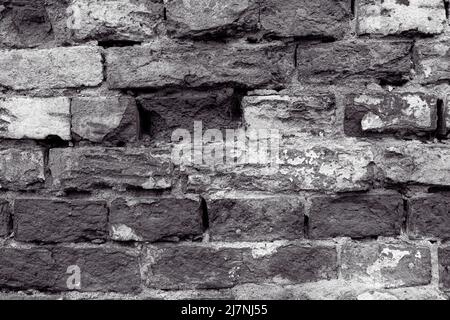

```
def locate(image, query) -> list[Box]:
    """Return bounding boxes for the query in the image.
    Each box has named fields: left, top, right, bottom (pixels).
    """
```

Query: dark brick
left=341, top=242, right=432, bottom=288
left=106, top=39, right=294, bottom=89
left=439, top=247, right=450, bottom=291
left=208, top=196, right=304, bottom=241
left=296, top=40, right=412, bottom=85
left=0, top=245, right=141, bottom=293
left=137, top=89, right=240, bottom=142
left=408, top=194, right=450, bottom=240
left=49, top=147, right=173, bottom=191
left=14, top=198, right=108, bottom=243
left=145, top=244, right=337, bottom=289
left=110, top=197, right=203, bottom=242
left=0, top=199, right=11, bottom=237
left=309, top=193, right=403, bottom=239
left=344, top=93, right=437, bottom=137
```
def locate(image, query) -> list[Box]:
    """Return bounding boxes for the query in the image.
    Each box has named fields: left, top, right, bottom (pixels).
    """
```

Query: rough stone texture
left=341, top=242, right=432, bottom=288
left=379, top=142, right=450, bottom=186
left=296, top=40, right=412, bottom=84
left=188, top=139, right=374, bottom=192
left=439, top=247, right=450, bottom=291
left=49, top=147, right=173, bottom=191
left=0, top=46, right=103, bottom=90
left=242, top=94, right=336, bottom=136
left=408, top=193, right=450, bottom=240
left=0, top=199, right=11, bottom=237
left=67, top=0, right=163, bottom=41
left=260, top=0, right=351, bottom=39
left=137, top=89, right=240, bottom=142
left=71, top=96, right=139, bottom=144
left=109, top=197, right=203, bottom=242
left=0, top=148, right=45, bottom=190
left=345, top=93, right=437, bottom=136
left=14, top=199, right=108, bottom=243
left=309, top=192, right=403, bottom=239
left=207, top=195, right=304, bottom=241
left=0, top=97, right=71, bottom=140
left=415, top=36, right=450, bottom=84
left=358, top=0, right=446, bottom=36
left=0, top=245, right=140, bottom=293
left=106, top=39, right=294, bottom=89
left=145, top=244, right=337, bottom=289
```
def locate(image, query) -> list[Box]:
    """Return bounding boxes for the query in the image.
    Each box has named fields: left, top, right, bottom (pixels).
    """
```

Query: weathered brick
left=137, top=89, right=240, bottom=142
left=164, top=0, right=259, bottom=38
left=0, top=245, right=140, bottom=293
left=341, top=242, right=432, bottom=288
left=260, top=0, right=351, bottom=39
left=165, top=0, right=351, bottom=39
left=14, top=198, right=108, bottom=243
left=49, top=147, right=172, bottom=191
left=358, top=0, right=446, bottom=36
left=67, top=0, right=163, bottom=41
left=0, top=148, right=45, bottom=190
left=0, top=199, right=11, bottom=237
left=145, top=243, right=337, bottom=289
left=415, top=36, right=450, bottom=84
left=309, top=192, right=403, bottom=239
left=379, top=142, right=450, bottom=186
left=296, top=40, right=412, bottom=84
left=0, top=0, right=53, bottom=48
left=188, top=139, right=374, bottom=192
left=344, top=93, right=437, bottom=136
left=109, top=197, right=202, bottom=242
left=408, top=193, right=450, bottom=240
left=0, top=97, right=71, bottom=140
left=106, top=39, right=293, bottom=89
left=242, top=94, right=336, bottom=136
left=439, top=247, right=450, bottom=291
left=0, top=46, right=103, bottom=90
left=71, top=96, right=139, bottom=144
left=207, top=195, right=304, bottom=241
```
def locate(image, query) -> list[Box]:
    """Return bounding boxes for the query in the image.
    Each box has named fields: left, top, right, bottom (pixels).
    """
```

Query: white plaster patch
left=110, top=224, right=142, bottom=241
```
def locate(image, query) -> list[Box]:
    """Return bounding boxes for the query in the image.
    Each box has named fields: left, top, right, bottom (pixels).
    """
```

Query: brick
left=358, top=0, right=446, bottom=36
left=0, top=245, right=140, bottom=293
left=341, top=242, right=432, bottom=288
left=109, top=197, right=202, bottom=242
left=165, top=0, right=351, bottom=39
left=0, top=0, right=53, bottom=48
left=0, top=199, right=11, bottom=237
left=344, top=93, right=437, bottom=136
left=260, top=0, right=351, bottom=39
left=415, top=36, right=450, bottom=84
left=137, top=89, right=240, bottom=142
left=408, top=193, right=450, bottom=240
left=71, top=96, right=139, bottom=144
left=0, top=148, right=45, bottom=190
left=67, top=0, right=162, bottom=41
left=207, top=195, right=304, bottom=241
left=309, top=193, right=403, bottom=239
left=164, top=0, right=259, bottom=38
left=14, top=198, right=108, bottom=243
left=0, top=46, right=103, bottom=90
left=0, top=97, right=71, bottom=140
left=439, top=247, right=450, bottom=291
left=242, top=94, right=336, bottom=136
left=145, top=243, right=337, bottom=289
left=106, top=39, right=293, bottom=89
left=379, top=142, right=450, bottom=186
left=49, top=147, right=172, bottom=191
left=296, top=40, right=412, bottom=84
left=187, top=139, right=374, bottom=192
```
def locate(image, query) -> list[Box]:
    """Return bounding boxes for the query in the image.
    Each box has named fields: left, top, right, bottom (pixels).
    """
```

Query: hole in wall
left=436, top=99, right=447, bottom=139
left=98, top=40, right=142, bottom=48
left=200, top=197, right=209, bottom=232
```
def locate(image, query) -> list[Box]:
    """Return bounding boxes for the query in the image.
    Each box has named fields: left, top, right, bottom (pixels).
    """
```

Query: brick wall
left=0, top=0, right=450, bottom=300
